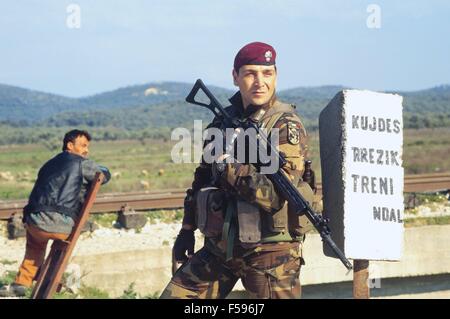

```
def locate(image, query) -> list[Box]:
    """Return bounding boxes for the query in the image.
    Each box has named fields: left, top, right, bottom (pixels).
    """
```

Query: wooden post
left=353, top=259, right=370, bottom=299
left=31, top=172, right=104, bottom=299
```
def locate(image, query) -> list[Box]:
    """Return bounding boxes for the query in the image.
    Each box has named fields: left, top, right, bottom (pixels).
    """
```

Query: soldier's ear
left=232, top=69, right=239, bottom=86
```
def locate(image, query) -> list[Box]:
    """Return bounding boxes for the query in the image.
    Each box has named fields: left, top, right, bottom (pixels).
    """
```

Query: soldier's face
left=233, top=65, right=277, bottom=108
left=67, top=135, right=90, bottom=158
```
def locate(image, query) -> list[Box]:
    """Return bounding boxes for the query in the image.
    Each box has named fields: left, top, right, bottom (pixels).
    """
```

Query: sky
left=0, top=0, right=449, bottom=97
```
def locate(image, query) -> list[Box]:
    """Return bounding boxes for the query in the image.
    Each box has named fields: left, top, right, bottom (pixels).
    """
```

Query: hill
left=1, top=82, right=449, bottom=130
left=0, top=82, right=232, bottom=123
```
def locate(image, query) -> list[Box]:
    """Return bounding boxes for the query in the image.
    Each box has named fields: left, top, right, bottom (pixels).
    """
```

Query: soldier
left=0, top=129, right=111, bottom=298
left=161, top=42, right=315, bottom=299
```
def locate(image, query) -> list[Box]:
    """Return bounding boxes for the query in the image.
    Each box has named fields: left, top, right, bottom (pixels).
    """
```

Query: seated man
left=0, top=129, right=111, bottom=297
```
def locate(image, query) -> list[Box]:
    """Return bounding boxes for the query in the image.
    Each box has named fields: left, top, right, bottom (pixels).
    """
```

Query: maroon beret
left=234, top=42, right=276, bottom=71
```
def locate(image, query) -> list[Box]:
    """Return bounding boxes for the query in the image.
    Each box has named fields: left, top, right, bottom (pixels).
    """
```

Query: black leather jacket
left=24, top=152, right=85, bottom=219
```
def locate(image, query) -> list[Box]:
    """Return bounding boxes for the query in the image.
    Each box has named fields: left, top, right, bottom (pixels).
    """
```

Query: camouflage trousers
left=160, top=241, right=303, bottom=299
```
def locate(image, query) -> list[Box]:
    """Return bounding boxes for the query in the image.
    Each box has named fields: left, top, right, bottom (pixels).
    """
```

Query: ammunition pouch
left=195, top=187, right=225, bottom=238
left=261, top=203, right=289, bottom=234
left=288, top=181, right=318, bottom=236
left=237, top=200, right=261, bottom=243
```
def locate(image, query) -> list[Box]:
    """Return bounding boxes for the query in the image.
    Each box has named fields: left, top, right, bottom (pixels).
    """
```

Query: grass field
left=1, top=128, right=449, bottom=200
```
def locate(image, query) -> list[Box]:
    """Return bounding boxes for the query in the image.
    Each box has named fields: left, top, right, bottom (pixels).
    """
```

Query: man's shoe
left=0, top=283, right=27, bottom=297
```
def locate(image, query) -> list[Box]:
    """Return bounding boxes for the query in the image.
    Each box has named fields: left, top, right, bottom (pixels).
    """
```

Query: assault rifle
left=186, top=79, right=353, bottom=270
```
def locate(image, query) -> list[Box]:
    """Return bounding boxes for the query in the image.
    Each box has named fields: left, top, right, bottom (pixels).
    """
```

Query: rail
left=1, top=173, right=449, bottom=220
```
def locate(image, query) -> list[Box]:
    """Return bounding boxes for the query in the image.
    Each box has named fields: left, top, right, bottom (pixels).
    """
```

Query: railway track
left=1, top=173, right=449, bottom=220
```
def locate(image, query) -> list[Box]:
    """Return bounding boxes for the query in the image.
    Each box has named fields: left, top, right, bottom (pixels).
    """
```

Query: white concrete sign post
left=319, top=90, right=404, bottom=298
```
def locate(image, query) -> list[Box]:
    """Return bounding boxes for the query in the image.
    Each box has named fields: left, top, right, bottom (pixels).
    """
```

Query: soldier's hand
left=173, top=228, right=195, bottom=263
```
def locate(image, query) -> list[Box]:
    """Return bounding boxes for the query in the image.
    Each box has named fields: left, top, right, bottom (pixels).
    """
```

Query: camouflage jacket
left=183, top=91, right=309, bottom=244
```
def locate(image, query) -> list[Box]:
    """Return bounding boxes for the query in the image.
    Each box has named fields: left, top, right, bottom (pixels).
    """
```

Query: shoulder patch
left=287, top=122, right=300, bottom=145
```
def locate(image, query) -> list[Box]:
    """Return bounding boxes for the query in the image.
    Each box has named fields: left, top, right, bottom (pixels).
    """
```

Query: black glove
left=173, top=228, right=195, bottom=263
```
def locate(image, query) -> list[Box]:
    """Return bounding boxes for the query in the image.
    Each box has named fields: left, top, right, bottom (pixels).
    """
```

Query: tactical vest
left=257, top=101, right=316, bottom=242
left=23, top=152, right=84, bottom=220
left=196, top=101, right=317, bottom=249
